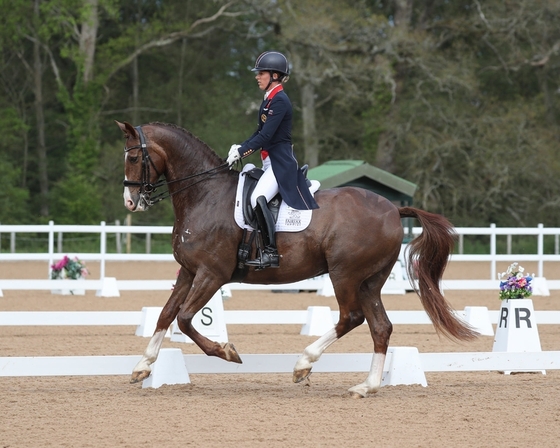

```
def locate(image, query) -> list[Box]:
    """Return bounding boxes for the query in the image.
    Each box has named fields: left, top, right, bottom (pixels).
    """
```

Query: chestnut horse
left=117, top=120, right=477, bottom=397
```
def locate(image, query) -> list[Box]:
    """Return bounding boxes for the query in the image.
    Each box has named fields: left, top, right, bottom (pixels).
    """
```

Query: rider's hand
left=227, top=144, right=241, bottom=168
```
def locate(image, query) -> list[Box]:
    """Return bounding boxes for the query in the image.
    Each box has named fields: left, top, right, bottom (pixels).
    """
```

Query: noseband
left=123, top=126, right=166, bottom=208
left=123, top=125, right=229, bottom=209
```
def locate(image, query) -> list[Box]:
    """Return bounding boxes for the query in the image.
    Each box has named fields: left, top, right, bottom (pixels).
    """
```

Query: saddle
left=240, top=165, right=310, bottom=229
left=234, top=165, right=312, bottom=277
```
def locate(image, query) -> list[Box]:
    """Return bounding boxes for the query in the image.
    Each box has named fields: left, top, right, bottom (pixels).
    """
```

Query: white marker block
left=382, top=347, right=427, bottom=387
left=96, top=277, right=120, bottom=297
left=300, top=306, right=335, bottom=336
left=142, top=348, right=190, bottom=389
left=135, top=307, right=170, bottom=338
left=492, top=299, right=544, bottom=374
left=461, top=306, right=494, bottom=336
left=171, top=291, right=228, bottom=343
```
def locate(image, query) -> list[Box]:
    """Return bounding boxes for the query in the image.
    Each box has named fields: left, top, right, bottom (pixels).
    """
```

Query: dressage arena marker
left=135, top=307, right=171, bottom=338
left=2, top=349, right=560, bottom=389
left=492, top=298, right=545, bottom=375
left=141, top=348, right=190, bottom=388
left=299, top=306, right=335, bottom=336
left=169, top=291, right=229, bottom=343
left=460, top=306, right=494, bottom=336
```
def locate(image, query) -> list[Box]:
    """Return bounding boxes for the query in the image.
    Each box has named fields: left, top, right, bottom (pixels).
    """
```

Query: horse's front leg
left=130, top=270, right=192, bottom=383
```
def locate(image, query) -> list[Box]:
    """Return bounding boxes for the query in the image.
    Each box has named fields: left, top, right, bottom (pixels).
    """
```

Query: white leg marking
left=133, top=330, right=166, bottom=374
left=348, top=352, right=386, bottom=397
left=294, top=328, right=338, bottom=372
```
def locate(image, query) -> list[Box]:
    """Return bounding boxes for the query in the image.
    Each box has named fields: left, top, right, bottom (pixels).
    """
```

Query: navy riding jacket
left=238, top=87, right=319, bottom=211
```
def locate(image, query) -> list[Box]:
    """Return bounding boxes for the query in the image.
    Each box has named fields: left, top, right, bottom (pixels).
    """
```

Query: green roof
left=308, top=160, right=417, bottom=204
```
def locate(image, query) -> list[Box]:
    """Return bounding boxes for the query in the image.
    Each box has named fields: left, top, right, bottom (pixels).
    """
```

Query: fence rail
left=2, top=222, right=560, bottom=283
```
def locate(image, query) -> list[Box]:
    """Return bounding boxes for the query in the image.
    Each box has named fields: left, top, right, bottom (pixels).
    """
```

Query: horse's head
left=116, top=120, right=166, bottom=212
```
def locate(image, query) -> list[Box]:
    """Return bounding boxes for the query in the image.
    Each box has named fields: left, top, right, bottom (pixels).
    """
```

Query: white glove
left=227, top=144, right=241, bottom=167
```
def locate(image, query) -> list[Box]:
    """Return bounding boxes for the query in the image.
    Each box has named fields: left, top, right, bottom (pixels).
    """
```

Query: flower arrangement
left=498, top=262, right=533, bottom=301
left=50, top=256, right=89, bottom=280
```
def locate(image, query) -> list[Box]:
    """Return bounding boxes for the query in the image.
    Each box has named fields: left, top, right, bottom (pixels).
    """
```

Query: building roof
left=308, top=160, right=417, bottom=204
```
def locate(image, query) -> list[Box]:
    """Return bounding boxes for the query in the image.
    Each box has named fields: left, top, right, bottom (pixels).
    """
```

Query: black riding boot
left=245, top=195, right=279, bottom=268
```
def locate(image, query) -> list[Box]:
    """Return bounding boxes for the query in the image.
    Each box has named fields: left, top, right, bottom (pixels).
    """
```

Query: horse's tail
left=399, top=206, right=479, bottom=341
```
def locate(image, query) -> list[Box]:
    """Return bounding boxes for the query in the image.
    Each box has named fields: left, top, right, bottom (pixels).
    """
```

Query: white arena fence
left=1, top=221, right=560, bottom=295
left=1, top=305, right=560, bottom=342
left=2, top=348, right=560, bottom=389
left=3, top=307, right=560, bottom=328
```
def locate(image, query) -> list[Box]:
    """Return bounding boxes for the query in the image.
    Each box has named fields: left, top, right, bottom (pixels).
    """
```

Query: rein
left=123, top=125, right=229, bottom=208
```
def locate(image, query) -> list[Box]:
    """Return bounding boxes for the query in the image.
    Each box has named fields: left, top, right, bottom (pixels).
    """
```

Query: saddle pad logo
left=284, top=209, right=302, bottom=227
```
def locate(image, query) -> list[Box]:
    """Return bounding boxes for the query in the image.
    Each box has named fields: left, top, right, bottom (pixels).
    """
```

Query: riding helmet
left=251, top=51, right=290, bottom=77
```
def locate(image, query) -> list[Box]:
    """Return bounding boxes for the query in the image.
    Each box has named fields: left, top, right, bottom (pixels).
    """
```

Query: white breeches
left=251, top=162, right=279, bottom=208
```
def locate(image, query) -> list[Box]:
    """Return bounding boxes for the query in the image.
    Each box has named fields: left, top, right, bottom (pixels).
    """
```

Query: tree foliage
left=0, top=0, right=559, bottom=227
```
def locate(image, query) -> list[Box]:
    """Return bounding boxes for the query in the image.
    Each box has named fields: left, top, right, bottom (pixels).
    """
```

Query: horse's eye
left=128, top=155, right=139, bottom=164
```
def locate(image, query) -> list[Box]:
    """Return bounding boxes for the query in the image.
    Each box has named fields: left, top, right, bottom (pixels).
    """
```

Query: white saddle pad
left=234, top=164, right=320, bottom=232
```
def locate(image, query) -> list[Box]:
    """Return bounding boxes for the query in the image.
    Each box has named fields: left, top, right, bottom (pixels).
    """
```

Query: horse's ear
left=115, top=120, right=137, bottom=138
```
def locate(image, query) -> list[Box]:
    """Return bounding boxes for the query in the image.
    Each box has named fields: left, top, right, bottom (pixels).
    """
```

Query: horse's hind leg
left=130, top=269, right=192, bottom=383
left=293, top=279, right=365, bottom=383
left=347, top=274, right=393, bottom=398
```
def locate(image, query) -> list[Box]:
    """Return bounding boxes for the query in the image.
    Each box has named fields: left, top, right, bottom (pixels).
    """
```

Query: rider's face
left=255, top=71, right=277, bottom=91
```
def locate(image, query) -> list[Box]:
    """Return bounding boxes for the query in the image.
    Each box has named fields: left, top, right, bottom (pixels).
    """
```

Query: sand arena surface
left=1, top=260, right=560, bottom=447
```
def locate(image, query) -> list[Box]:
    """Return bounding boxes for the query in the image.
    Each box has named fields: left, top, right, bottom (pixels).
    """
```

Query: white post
left=126, top=214, right=132, bottom=254
left=48, top=221, right=55, bottom=278
left=100, top=221, right=106, bottom=280
left=490, top=223, right=496, bottom=280
left=115, top=220, right=121, bottom=254
left=57, top=231, right=63, bottom=253
left=538, top=223, right=544, bottom=278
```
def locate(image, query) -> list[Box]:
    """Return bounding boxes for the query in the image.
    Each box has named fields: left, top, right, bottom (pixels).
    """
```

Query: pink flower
left=51, top=255, right=69, bottom=271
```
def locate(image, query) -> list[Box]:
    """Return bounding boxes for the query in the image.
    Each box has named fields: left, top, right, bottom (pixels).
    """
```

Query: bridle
left=123, top=125, right=229, bottom=209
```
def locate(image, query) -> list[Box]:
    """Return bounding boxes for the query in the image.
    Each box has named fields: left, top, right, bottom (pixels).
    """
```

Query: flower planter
left=51, top=276, right=86, bottom=295
left=50, top=256, right=89, bottom=295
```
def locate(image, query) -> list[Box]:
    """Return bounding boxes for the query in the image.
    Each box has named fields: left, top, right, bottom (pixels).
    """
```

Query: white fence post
left=100, top=221, right=107, bottom=280
left=490, top=223, right=496, bottom=280
left=538, top=223, right=544, bottom=278
left=48, top=220, right=55, bottom=278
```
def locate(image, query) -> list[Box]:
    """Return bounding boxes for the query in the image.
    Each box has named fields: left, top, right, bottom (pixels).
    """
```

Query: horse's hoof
left=222, top=342, right=242, bottom=364
left=348, top=384, right=371, bottom=398
left=130, top=370, right=151, bottom=384
left=293, top=368, right=312, bottom=383
left=349, top=391, right=365, bottom=399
